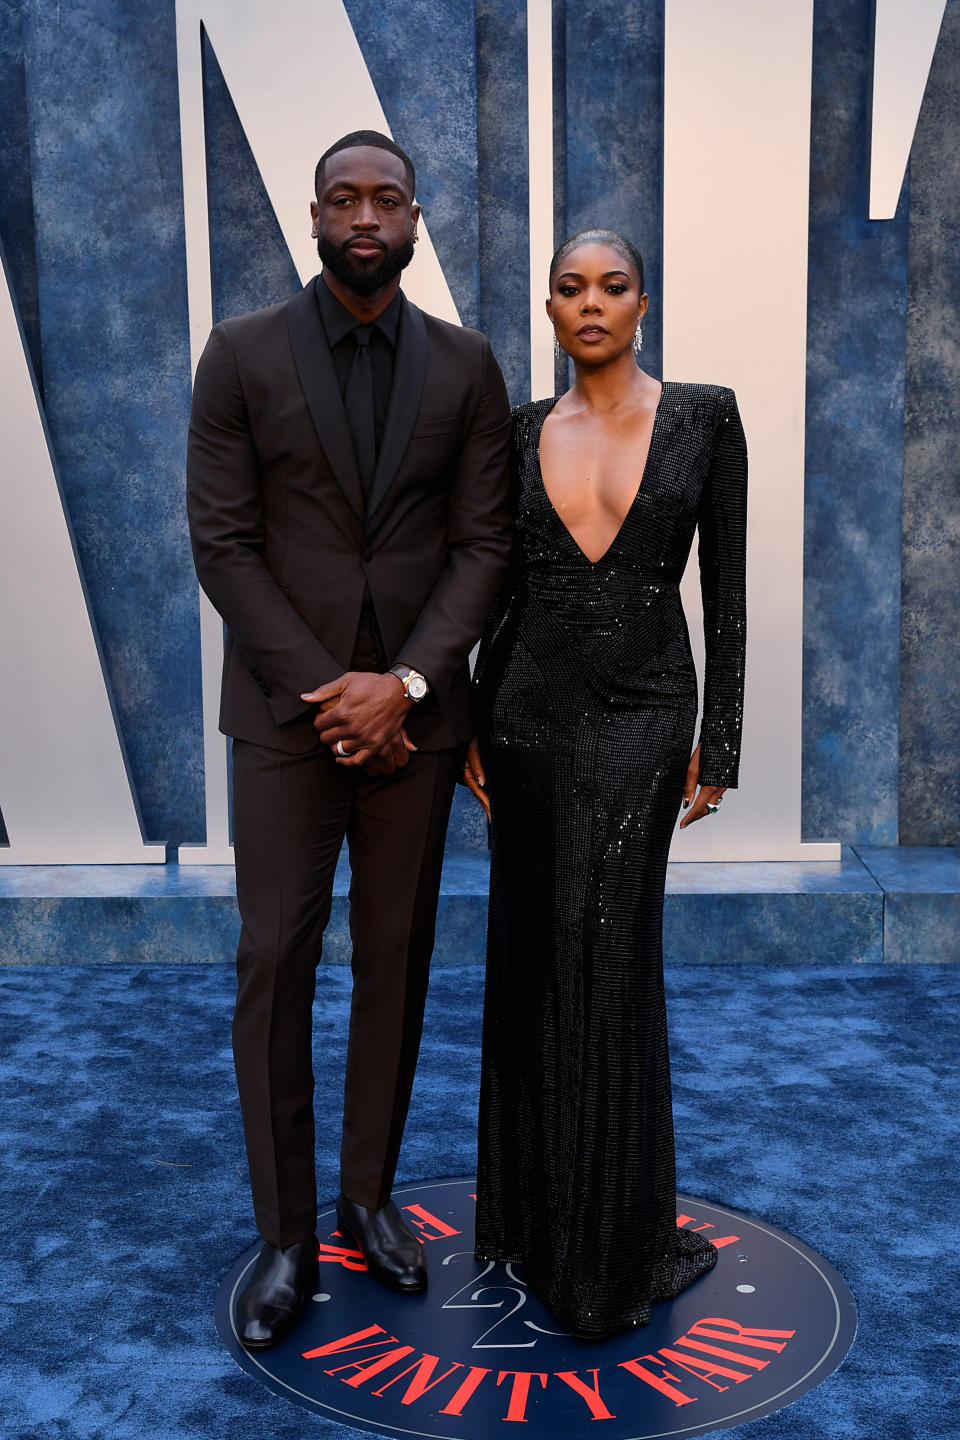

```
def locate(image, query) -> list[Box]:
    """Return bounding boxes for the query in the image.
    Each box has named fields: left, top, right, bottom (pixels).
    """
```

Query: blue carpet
left=1, top=961, right=958, bottom=1439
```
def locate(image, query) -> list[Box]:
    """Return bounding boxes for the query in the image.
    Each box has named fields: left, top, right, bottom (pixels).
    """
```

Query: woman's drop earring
left=413, top=232, right=419, bottom=244
left=633, top=325, right=643, bottom=356
left=554, top=334, right=563, bottom=362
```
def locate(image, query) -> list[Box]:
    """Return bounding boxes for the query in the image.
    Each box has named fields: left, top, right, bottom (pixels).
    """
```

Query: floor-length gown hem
left=473, top=1231, right=718, bottom=1338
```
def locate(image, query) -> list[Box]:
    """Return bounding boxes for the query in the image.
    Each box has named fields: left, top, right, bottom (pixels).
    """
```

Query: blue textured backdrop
left=0, top=0, right=957, bottom=850
left=902, top=0, right=960, bottom=846
left=802, top=0, right=908, bottom=847
left=4, top=0, right=203, bottom=845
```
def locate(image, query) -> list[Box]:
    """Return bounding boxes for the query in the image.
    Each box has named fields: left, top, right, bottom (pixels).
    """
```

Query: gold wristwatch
left=389, top=665, right=429, bottom=702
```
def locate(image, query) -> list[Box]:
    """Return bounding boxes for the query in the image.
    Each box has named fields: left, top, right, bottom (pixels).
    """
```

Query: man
left=187, top=131, right=511, bottom=1349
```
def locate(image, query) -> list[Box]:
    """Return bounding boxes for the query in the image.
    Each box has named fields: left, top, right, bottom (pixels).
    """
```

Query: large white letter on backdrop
left=0, top=246, right=164, bottom=863
left=870, top=0, right=947, bottom=219
left=664, top=0, right=837, bottom=860
left=176, top=0, right=460, bottom=861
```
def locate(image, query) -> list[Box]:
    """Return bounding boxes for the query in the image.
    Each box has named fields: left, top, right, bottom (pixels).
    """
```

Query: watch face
left=408, top=675, right=428, bottom=700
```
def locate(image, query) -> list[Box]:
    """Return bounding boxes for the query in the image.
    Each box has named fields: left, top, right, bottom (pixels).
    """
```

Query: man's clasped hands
left=301, top=671, right=416, bottom=775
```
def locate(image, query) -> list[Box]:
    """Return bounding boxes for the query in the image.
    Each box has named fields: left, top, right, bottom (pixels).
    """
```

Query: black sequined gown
left=474, top=383, right=747, bottom=1337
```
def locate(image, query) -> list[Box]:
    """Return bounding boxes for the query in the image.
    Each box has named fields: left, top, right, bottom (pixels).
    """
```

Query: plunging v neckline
left=535, top=382, right=668, bottom=565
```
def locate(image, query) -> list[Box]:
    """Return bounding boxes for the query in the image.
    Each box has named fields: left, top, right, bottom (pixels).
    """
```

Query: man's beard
left=317, top=232, right=415, bottom=297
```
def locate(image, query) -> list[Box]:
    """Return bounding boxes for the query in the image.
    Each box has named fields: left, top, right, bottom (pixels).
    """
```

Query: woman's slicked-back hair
left=549, top=229, right=645, bottom=293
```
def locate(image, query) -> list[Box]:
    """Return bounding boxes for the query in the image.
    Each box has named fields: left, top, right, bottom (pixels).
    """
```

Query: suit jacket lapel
left=286, top=279, right=365, bottom=521
left=367, top=296, right=427, bottom=520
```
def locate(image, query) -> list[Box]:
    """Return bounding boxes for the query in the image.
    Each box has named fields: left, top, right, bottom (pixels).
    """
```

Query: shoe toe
left=394, top=1267, right=427, bottom=1293
left=237, top=1302, right=295, bottom=1349
left=374, top=1253, right=428, bottom=1293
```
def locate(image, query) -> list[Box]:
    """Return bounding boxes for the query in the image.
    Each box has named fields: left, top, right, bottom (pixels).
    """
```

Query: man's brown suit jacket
left=187, top=277, right=513, bottom=753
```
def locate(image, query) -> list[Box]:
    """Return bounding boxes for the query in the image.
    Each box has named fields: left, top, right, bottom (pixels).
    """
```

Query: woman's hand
left=678, top=743, right=727, bottom=828
left=462, top=739, right=491, bottom=821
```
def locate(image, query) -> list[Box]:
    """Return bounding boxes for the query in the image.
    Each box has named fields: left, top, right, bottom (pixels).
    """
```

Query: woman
left=464, top=230, right=747, bottom=1338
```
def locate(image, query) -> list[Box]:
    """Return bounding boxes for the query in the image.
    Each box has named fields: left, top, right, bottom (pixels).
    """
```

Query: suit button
left=362, top=548, right=373, bottom=562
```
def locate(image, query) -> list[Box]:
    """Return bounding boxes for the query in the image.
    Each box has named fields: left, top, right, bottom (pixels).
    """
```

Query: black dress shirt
left=315, top=273, right=401, bottom=458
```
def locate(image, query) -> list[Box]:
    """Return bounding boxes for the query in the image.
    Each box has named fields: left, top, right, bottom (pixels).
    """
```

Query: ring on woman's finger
left=706, top=801, right=720, bottom=815
left=335, top=739, right=352, bottom=758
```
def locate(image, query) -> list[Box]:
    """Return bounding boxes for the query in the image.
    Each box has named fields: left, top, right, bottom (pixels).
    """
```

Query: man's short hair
left=314, top=130, right=416, bottom=200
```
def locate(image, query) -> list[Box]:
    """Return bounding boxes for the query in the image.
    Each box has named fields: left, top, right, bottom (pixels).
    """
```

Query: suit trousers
left=231, top=717, right=461, bottom=1248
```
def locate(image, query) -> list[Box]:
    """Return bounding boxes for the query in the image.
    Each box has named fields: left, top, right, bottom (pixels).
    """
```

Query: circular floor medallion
left=216, top=1179, right=856, bottom=1439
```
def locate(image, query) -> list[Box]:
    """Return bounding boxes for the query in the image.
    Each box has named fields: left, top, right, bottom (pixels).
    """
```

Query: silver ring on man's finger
left=335, top=740, right=351, bottom=758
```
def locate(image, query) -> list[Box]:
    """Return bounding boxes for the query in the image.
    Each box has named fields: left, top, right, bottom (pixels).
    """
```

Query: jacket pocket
left=411, top=413, right=464, bottom=437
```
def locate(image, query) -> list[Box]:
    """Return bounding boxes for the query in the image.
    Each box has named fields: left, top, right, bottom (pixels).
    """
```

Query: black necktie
left=344, top=324, right=376, bottom=503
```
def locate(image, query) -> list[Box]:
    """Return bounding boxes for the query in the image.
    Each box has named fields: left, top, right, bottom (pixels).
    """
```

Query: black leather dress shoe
left=236, top=1234, right=319, bottom=1350
left=337, top=1195, right=427, bottom=1293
